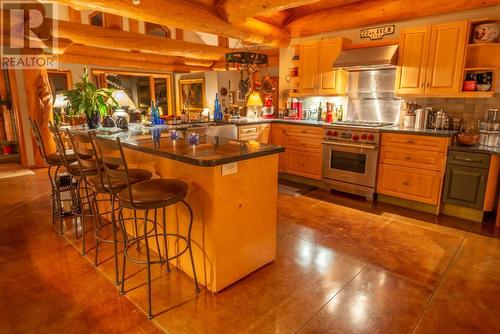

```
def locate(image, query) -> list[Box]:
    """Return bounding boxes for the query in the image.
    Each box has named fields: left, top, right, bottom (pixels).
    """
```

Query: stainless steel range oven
left=322, top=122, right=389, bottom=200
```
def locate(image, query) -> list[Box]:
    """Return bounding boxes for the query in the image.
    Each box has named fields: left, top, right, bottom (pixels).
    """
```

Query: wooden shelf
left=467, top=43, right=500, bottom=47
left=464, top=67, right=498, bottom=71
left=458, top=91, right=495, bottom=98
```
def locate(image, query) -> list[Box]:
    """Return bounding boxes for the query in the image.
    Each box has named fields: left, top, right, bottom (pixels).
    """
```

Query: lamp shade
left=246, top=91, right=263, bottom=107
left=53, top=93, right=68, bottom=108
left=111, top=90, right=137, bottom=110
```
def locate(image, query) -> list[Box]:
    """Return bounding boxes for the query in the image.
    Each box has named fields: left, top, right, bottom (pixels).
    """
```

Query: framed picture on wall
left=228, top=91, right=234, bottom=104
left=178, top=78, right=205, bottom=111
left=236, top=90, right=246, bottom=102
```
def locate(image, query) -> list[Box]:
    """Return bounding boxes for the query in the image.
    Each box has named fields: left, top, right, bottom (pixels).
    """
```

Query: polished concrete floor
left=1, top=168, right=499, bottom=333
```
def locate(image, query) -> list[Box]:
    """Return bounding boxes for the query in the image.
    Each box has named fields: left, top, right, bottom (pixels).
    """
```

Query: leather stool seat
left=88, top=169, right=152, bottom=194
left=46, top=150, right=76, bottom=165
left=118, top=178, right=188, bottom=210
left=68, top=161, right=99, bottom=177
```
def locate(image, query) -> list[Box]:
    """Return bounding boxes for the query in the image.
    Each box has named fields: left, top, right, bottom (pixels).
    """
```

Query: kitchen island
left=92, top=126, right=284, bottom=292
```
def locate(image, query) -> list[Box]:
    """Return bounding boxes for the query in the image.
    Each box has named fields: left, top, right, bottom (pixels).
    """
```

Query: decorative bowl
left=476, top=83, right=491, bottom=91
left=457, top=133, right=481, bottom=146
left=473, top=23, right=500, bottom=43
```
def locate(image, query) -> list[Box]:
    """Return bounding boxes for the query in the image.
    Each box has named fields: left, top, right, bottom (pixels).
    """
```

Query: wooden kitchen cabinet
left=299, top=41, right=320, bottom=94
left=286, top=150, right=322, bottom=179
left=270, top=124, right=287, bottom=171
left=299, top=38, right=349, bottom=95
left=318, top=39, right=348, bottom=95
left=270, top=123, right=323, bottom=179
left=238, top=124, right=270, bottom=143
left=425, top=21, right=467, bottom=94
left=443, top=164, right=488, bottom=209
left=395, top=21, right=467, bottom=96
left=395, top=26, right=430, bottom=95
left=377, top=133, right=450, bottom=208
left=378, top=164, right=442, bottom=205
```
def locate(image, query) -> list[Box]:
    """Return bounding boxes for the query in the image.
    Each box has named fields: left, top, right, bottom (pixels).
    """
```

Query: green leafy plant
left=62, top=68, right=117, bottom=120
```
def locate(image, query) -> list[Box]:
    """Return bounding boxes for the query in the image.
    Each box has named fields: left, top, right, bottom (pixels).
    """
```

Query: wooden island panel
left=112, top=148, right=279, bottom=293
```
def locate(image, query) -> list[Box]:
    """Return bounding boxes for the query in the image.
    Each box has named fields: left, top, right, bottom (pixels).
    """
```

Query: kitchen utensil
left=414, top=108, right=429, bottom=129
left=434, top=110, right=450, bottom=130
left=451, top=118, right=463, bottom=130
left=480, top=131, right=489, bottom=146
left=403, top=115, right=415, bottom=129
left=473, top=23, right=500, bottom=43
left=487, top=108, right=499, bottom=121
left=486, top=132, right=500, bottom=147
left=456, top=133, right=481, bottom=146
left=219, top=87, right=228, bottom=97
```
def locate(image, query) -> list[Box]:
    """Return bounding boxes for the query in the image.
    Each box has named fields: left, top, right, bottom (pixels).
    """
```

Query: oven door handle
left=322, top=141, right=378, bottom=150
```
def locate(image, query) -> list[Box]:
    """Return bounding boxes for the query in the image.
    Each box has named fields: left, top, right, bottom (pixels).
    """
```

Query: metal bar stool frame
left=94, top=135, right=200, bottom=320
left=49, top=123, right=94, bottom=254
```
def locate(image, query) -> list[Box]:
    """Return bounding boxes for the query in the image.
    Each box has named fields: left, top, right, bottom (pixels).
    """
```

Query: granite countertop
left=71, top=125, right=284, bottom=167
left=380, top=126, right=458, bottom=137
left=449, top=144, right=500, bottom=156
left=218, top=118, right=327, bottom=127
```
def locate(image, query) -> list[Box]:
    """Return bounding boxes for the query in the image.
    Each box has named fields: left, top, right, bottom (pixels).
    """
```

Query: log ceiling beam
left=286, top=0, right=500, bottom=37
left=55, top=0, right=290, bottom=47
left=63, top=44, right=214, bottom=68
left=220, top=0, right=320, bottom=22
left=59, top=52, right=208, bottom=73
left=53, top=18, right=229, bottom=60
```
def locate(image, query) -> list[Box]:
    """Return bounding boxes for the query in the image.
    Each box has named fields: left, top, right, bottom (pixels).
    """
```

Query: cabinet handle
left=406, top=140, right=415, bottom=144
left=402, top=181, right=410, bottom=186
left=405, top=156, right=412, bottom=160
left=426, top=82, right=430, bottom=88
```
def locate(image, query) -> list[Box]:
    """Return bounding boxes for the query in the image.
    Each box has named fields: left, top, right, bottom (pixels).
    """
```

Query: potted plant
left=1, top=140, right=15, bottom=155
left=62, top=68, right=117, bottom=129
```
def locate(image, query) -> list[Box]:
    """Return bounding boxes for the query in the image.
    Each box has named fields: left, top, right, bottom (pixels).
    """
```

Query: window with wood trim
left=92, top=70, right=173, bottom=118
left=89, top=12, right=104, bottom=27
left=145, top=22, right=171, bottom=38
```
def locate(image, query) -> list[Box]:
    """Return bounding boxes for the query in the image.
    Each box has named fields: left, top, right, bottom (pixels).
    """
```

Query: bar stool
left=93, top=135, right=200, bottom=320
left=29, top=118, right=76, bottom=231
left=67, top=130, right=152, bottom=285
left=48, top=123, right=96, bottom=254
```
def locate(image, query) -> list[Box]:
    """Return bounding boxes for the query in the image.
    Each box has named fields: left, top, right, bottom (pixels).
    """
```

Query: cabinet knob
left=426, top=82, right=430, bottom=88
left=402, top=181, right=410, bottom=186
left=405, top=156, right=412, bottom=160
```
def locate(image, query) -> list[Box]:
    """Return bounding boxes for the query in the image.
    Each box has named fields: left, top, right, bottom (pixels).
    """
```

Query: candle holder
left=188, top=132, right=200, bottom=146
left=169, top=130, right=180, bottom=141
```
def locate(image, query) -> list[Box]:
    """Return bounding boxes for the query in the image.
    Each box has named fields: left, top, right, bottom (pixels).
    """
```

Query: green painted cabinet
left=443, top=151, right=490, bottom=209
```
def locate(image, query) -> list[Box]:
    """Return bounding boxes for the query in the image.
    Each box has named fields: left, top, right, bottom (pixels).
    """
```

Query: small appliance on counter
left=479, top=108, right=500, bottom=148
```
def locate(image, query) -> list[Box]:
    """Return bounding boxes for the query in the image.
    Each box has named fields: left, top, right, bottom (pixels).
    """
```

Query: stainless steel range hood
left=333, top=45, right=399, bottom=71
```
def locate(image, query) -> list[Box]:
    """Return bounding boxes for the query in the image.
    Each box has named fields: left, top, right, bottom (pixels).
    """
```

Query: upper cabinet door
left=299, top=41, right=319, bottom=94
left=395, top=26, right=431, bottom=95
left=425, top=21, right=467, bottom=94
left=318, top=39, right=344, bottom=95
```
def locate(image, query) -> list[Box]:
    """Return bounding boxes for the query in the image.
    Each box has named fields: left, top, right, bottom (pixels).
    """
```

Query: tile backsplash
left=400, top=95, right=500, bottom=126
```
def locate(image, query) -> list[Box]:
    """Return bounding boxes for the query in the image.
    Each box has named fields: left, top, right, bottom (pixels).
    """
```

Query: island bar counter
left=87, top=127, right=284, bottom=293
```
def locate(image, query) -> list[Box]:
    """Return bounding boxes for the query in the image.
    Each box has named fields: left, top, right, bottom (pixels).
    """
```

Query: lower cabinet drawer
left=286, top=125, right=323, bottom=138
left=377, top=164, right=442, bottom=205
left=443, top=165, right=488, bottom=209
left=286, top=150, right=322, bottom=179
left=380, top=146, right=445, bottom=171
left=286, top=135, right=322, bottom=153
left=381, top=133, right=449, bottom=152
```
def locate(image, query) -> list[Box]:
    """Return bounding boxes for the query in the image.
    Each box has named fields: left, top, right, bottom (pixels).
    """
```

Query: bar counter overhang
left=72, top=126, right=284, bottom=292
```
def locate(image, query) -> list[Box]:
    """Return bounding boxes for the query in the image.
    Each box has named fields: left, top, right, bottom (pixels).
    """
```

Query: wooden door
left=395, top=26, right=430, bottom=95
left=270, top=124, right=287, bottom=172
left=258, top=124, right=270, bottom=144
left=286, top=150, right=322, bottom=180
left=318, top=39, right=345, bottom=95
left=299, top=41, right=319, bottom=94
left=425, top=21, right=467, bottom=94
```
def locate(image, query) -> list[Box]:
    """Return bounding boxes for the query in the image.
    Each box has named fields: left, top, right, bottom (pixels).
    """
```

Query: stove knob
left=352, top=135, right=360, bottom=141
left=367, top=134, right=375, bottom=141
left=327, top=130, right=333, bottom=136
left=332, top=131, right=338, bottom=137
left=361, top=134, right=367, bottom=140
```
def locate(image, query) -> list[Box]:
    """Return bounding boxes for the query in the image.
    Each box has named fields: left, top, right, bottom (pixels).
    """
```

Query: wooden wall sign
left=360, top=25, right=395, bottom=40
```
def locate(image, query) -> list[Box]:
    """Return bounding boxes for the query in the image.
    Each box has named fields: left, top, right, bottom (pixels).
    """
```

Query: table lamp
left=246, top=91, right=263, bottom=119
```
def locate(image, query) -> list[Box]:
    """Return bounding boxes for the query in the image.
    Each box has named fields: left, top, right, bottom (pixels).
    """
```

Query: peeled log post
left=23, top=69, right=55, bottom=168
